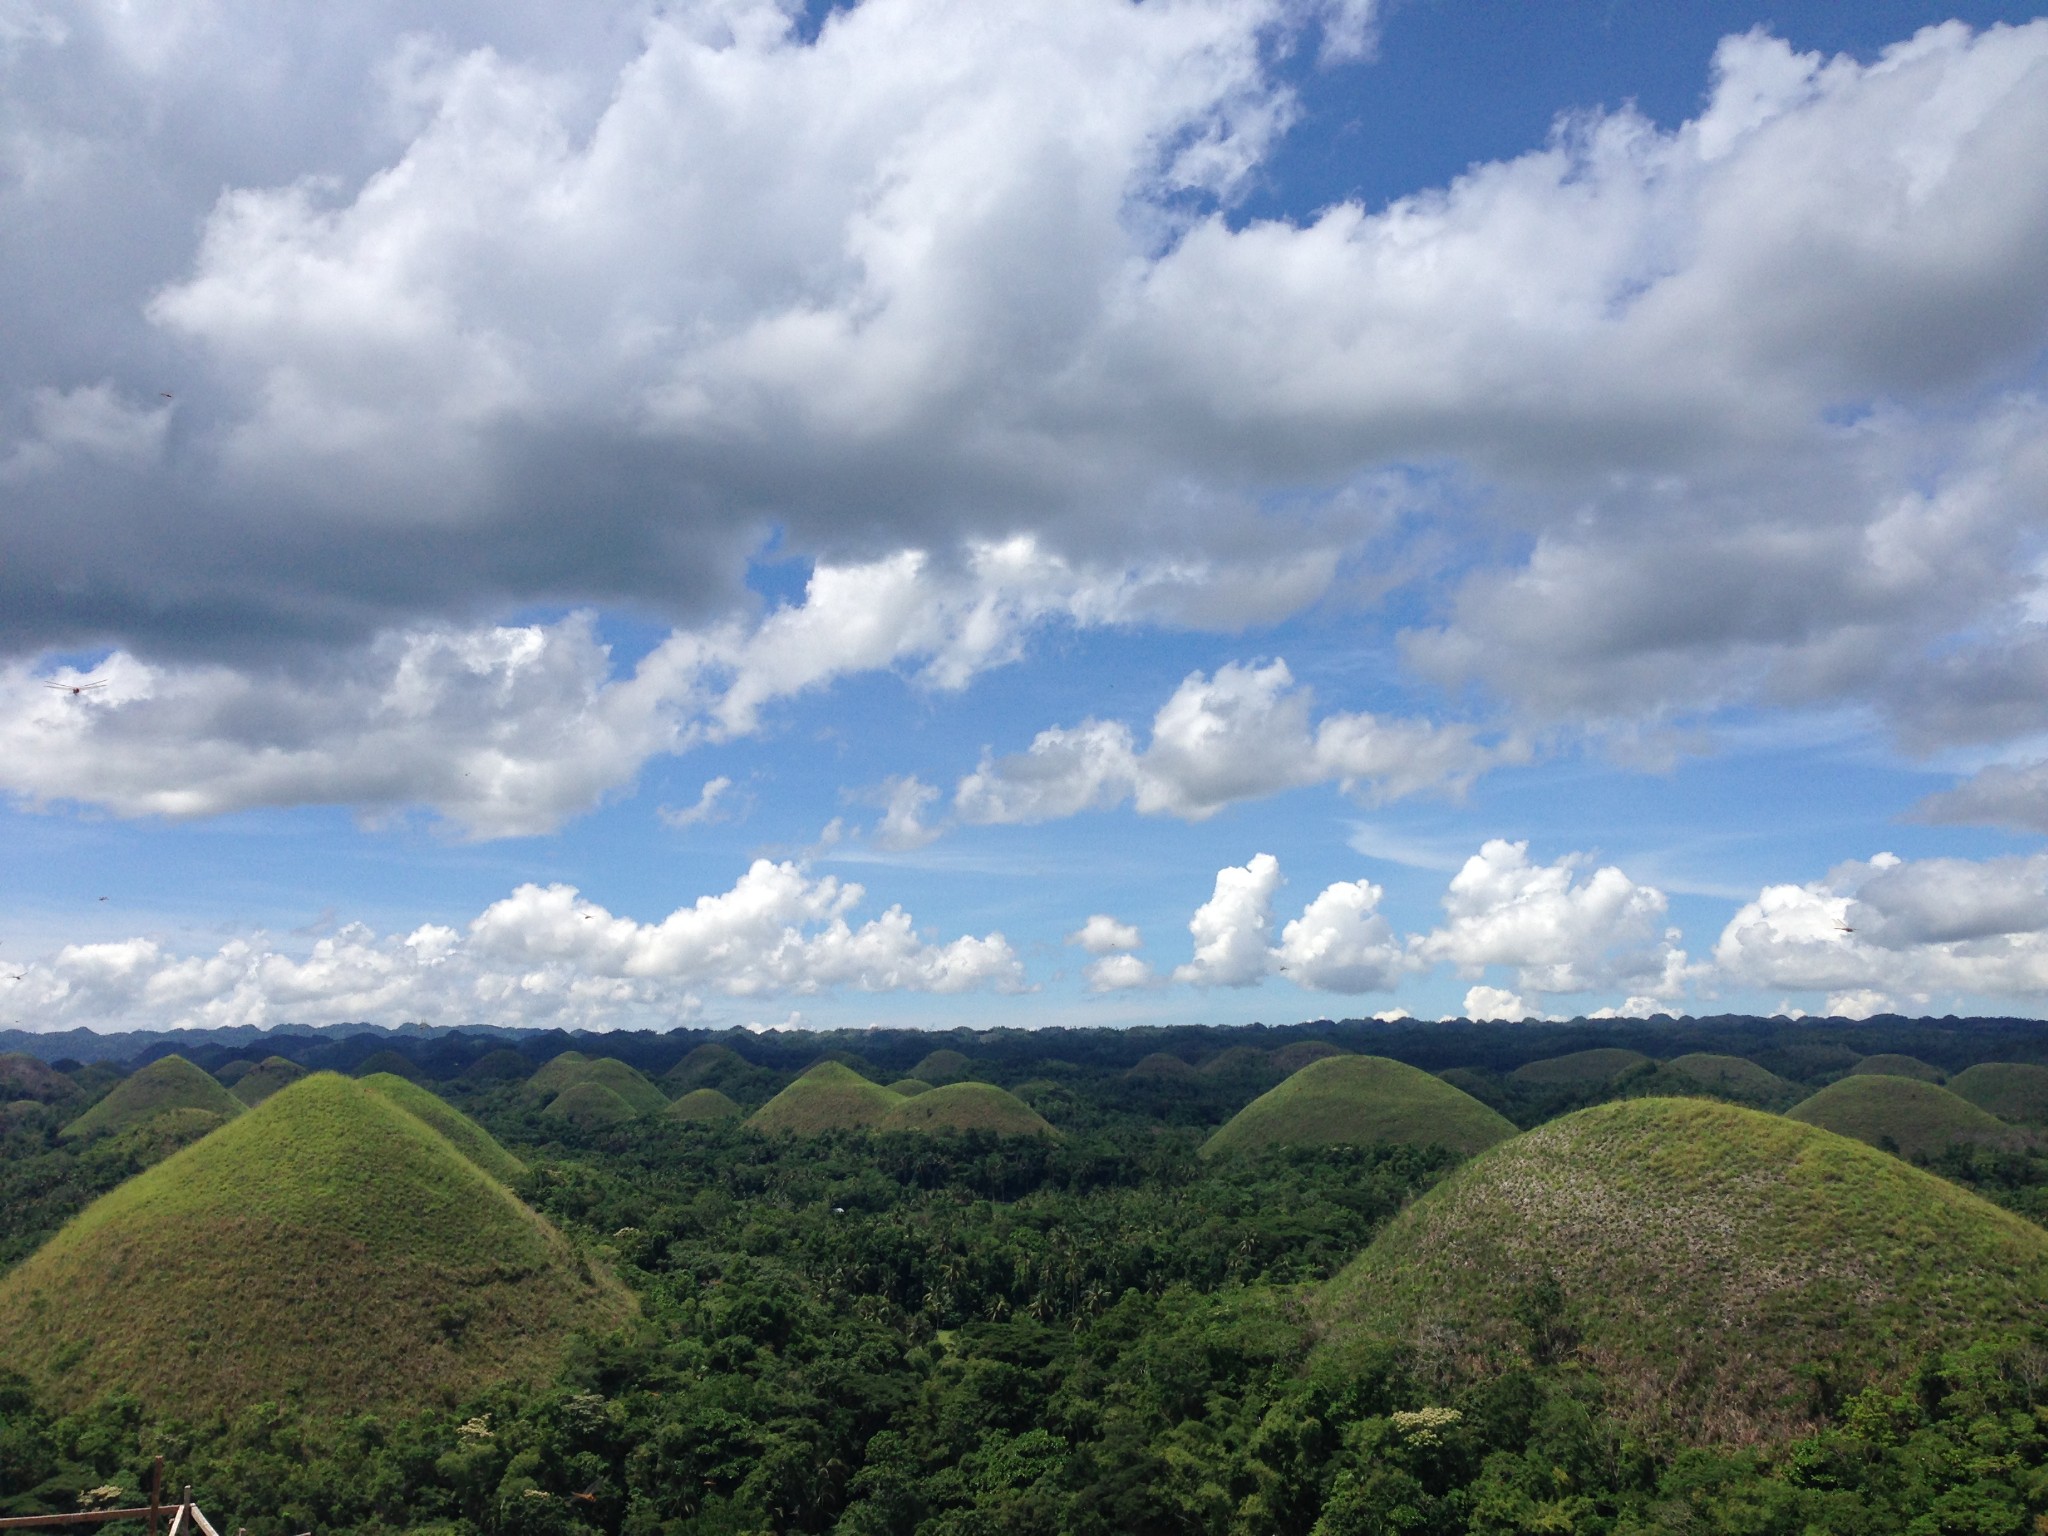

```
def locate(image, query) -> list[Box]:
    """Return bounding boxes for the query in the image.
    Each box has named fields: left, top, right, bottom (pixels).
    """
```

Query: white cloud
left=1084, top=953, right=1153, bottom=992
left=1417, top=839, right=1687, bottom=998
left=1275, top=877, right=1402, bottom=992
left=1714, top=849, right=2048, bottom=1005
left=0, top=858, right=1021, bottom=1031
left=1070, top=914, right=1141, bottom=954
left=956, top=660, right=1512, bottom=827
left=866, top=776, right=943, bottom=852
left=1462, top=985, right=1535, bottom=1023
left=1173, top=852, right=1282, bottom=987
left=660, top=775, right=735, bottom=828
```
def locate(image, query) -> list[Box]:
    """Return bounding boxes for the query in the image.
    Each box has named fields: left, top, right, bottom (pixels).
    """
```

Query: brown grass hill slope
left=0, top=1073, right=633, bottom=1415
left=878, top=1083, right=1055, bottom=1137
left=1202, top=1056, right=1515, bottom=1159
left=358, top=1074, right=525, bottom=1184
left=1666, top=1053, right=1797, bottom=1103
left=1949, top=1063, right=2048, bottom=1126
left=1316, top=1097, right=2048, bottom=1444
left=1509, top=1048, right=1652, bottom=1086
left=749, top=1062, right=903, bottom=1134
left=60, top=1057, right=242, bottom=1142
left=232, top=1056, right=308, bottom=1107
left=0, top=1054, right=75, bottom=1103
left=543, top=1081, right=642, bottom=1129
left=1786, top=1075, right=2028, bottom=1158
left=1848, top=1053, right=1944, bottom=1083
left=664, top=1088, right=742, bottom=1123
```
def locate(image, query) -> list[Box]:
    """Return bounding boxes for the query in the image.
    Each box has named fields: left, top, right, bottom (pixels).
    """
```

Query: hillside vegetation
left=663, top=1087, right=741, bottom=1123
left=358, top=1073, right=525, bottom=1184
left=1848, top=1053, right=1944, bottom=1082
left=60, top=1057, right=241, bottom=1142
left=1948, top=1062, right=2048, bottom=1125
left=1666, top=1052, right=1794, bottom=1101
left=1509, top=1047, right=1651, bottom=1085
left=1787, top=1074, right=2027, bottom=1158
left=878, top=1082, right=1054, bottom=1137
left=1203, top=1056, right=1514, bottom=1158
left=1319, top=1097, right=2048, bottom=1442
left=0, top=1055, right=75, bottom=1103
left=911, top=1048, right=973, bottom=1083
left=0, top=1074, right=632, bottom=1413
left=749, top=1062, right=903, bottom=1134
left=231, top=1055, right=307, bottom=1106
left=543, top=1081, right=641, bottom=1128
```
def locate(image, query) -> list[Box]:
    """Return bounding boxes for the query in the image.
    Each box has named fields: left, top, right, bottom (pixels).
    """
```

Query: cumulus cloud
left=0, top=1, right=2042, bottom=788
left=1714, top=849, right=2048, bottom=1005
left=955, top=660, right=1512, bottom=826
left=660, top=775, right=735, bottom=828
left=1274, top=877, right=1402, bottom=992
left=1461, top=985, right=1536, bottom=1023
left=0, top=859, right=1022, bottom=1031
left=1416, top=839, right=1689, bottom=1000
left=1083, top=953, right=1154, bottom=992
left=1174, top=852, right=1283, bottom=986
left=1069, top=914, right=1141, bottom=954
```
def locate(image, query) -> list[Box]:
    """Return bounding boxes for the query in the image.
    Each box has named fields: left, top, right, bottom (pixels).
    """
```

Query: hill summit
left=0, top=1073, right=632, bottom=1414
left=61, top=1055, right=242, bottom=1141
left=1203, top=1055, right=1515, bottom=1158
left=1318, top=1097, right=2048, bottom=1442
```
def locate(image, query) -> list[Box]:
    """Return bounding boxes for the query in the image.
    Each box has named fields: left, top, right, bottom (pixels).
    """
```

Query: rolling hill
left=0, top=1073, right=633, bottom=1414
left=60, top=1056, right=243, bottom=1142
left=887, top=1079, right=934, bottom=1097
left=748, top=1062, right=903, bottom=1134
left=1948, top=1062, right=2048, bottom=1126
left=232, top=1055, right=308, bottom=1106
left=352, top=1049, right=426, bottom=1082
left=664, top=1087, right=741, bottom=1123
left=527, top=1052, right=594, bottom=1096
left=1509, top=1048, right=1652, bottom=1085
left=1665, top=1053, right=1795, bottom=1101
left=542, top=1081, right=642, bottom=1129
left=460, top=1048, right=532, bottom=1082
left=1269, top=1040, right=1346, bottom=1073
left=910, top=1049, right=973, bottom=1083
left=528, top=1055, right=667, bottom=1115
left=358, top=1073, right=526, bottom=1184
left=1127, top=1052, right=1196, bottom=1080
left=0, top=1054, right=75, bottom=1103
left=1786, top=1075, right=2026, bottom=1158
left=878, top=1082, right=1055, bottom=1137
left=1202, top=1056, right=1515, bottom=1158
left=1847, top=1053, right=1944, bottom=1082
left=665, top=1043, right=750, bottom=1091
left=1317, top=1097, right=2048, bottom=1442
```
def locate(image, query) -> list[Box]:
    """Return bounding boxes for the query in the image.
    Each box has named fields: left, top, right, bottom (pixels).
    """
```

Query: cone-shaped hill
left=1949, top=1063, right=2048, bottom=1125
left=352, top=1049, right=426, bottom=1082
left=1127, top=1052, right=1196, bottom=1080
left=749, top=1062, right=903, bottom=1134
left=888, top=1079, right=934, bottom=1097
left=61, top=1056, right=242, bottom=1142
left=664, top=1087, right=742, bottom=1123
left=1202, top=1056, right=1515, bottom=1159
left=527, top=1051, right=593, bottom=1095
left=1848, top=1053, right=1943, bottom=1082
left=665, top=1043, right=749, bottom=1091
left=359, top=1074, right=525, bottom=1184
left=1666, top=1053, right=1794, bottom=1101
left=910, top=1048, right=973, bottom=1083
left=878, top=1082, right=1055, bottom=1137
left=543, top=1081, right=641, bottom=1128
left=460, top=1048, right=532, bottom=1082
left=1787, top=1075, right=2026, bottom=1158
left=0, top=1074, right=633, bottom=1414
left=1317, top=1098, right=2048, bottom=1442
left=531, top=1055, right=666, bottom=1116
left=1509, top=1048, right=1651, bottom=1085
left=233, top=1055, right=308, bottom=1106
left=1270, top=1040, right=1346, bottom=1073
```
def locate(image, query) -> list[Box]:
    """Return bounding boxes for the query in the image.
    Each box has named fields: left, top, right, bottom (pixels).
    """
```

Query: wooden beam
left=0, top=1510, right=163, bottom=1528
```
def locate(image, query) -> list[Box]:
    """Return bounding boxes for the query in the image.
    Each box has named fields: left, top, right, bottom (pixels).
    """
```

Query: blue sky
left=4, top=0, right=2048, bottom=1031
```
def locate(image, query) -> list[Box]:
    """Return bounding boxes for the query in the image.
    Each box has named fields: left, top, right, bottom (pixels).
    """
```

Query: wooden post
left=148, top=1459, right=161, bottom=1536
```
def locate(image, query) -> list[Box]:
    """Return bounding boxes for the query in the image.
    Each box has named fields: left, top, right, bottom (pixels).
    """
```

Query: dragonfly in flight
left=45, top=680, right=109, bottom=696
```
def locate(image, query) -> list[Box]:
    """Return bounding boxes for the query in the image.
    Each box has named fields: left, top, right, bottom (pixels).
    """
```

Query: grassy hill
left=1786, top=1075, right=2026, bottom=1158
left=61, top=1057, right=242, bottom=1142
left=749, top=1062, right=903, bottom=1134
left=664, top=1088, right=742, bottom=1123
left=665, top=1043, right=749, bottom=1090
left=359, top=1073, right=525, bottom=1184
left=1270, top=1041, right=1346, bottom=1073
left=543, top=1081, right=642, bottom=1129
left=1509, top=1048, right=1652, bottom=1085
left=1666, top=1053, right=1795, bottom=1101
left=1317, top=1097, right=2048, bottom=1442
left=878, top=1083, right=1055, bottom=1137
left=0, top=1054, right=75, bottom=1103
left=1200, top=1046, right=1275, bottom=1077
left=460, top=1048, right=532, bottom=1082
left=352, top=1049, right=426, bottom=1082
left=887, top=1079, right=933, bottom=1097
left=910, top=1049, right=973, bottom=1083
left=0, top=1073, right=633, bottom=1414
left=1202, top=1056, right=1515, bottom=1158
left=1848, top=1053, right=1944, bottom=1082
left=1127, top=1052, right=1196, bottom=1080
left=527, top=1052, right=594, bottom=1096
left=1949, top=1062, right=2048, bottom=1125
left=232, top=1055, right=308, bottom=1106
